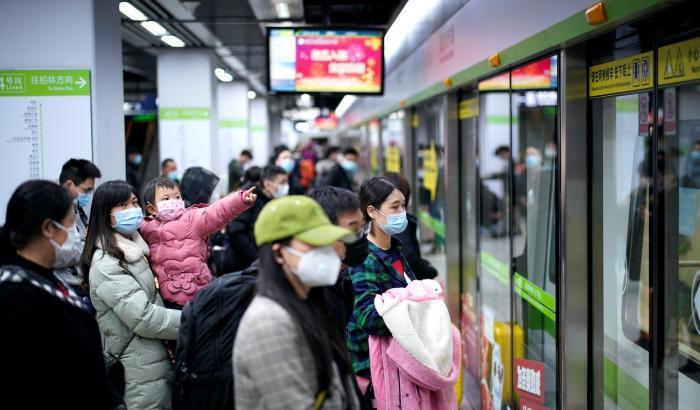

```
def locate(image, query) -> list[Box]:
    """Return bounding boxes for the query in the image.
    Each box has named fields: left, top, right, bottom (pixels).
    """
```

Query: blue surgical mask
left=77, top=192, right=92, bottom=208
left=525, top=154, right=541, bottom=169
left=167, top=170, right=178, bottom=181
left=375, top=209, right=408, bottom=236
left=279, top=158, right=295, bottom=174
left=111, top=207, right=144, bottom=235
left=132, top=154, right=143, bottom=166
left=692, top=151, right=700, bottom=160
left=341, top=160, right=358, bottom=174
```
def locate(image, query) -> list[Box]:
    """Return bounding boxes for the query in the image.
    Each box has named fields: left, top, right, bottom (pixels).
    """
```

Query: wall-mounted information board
left=0, top=69, right=92, bottom=223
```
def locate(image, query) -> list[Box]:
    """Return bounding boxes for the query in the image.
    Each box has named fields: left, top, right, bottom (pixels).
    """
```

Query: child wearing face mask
left=140, top=176, right=256, bottom=309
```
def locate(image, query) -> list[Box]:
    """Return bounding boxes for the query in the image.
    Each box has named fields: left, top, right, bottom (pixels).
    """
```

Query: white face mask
left=275, top=183, right=290, bottom=198
left=284, top=245, right=341, bottom=287
left=50, top=221, right=82, bottom=268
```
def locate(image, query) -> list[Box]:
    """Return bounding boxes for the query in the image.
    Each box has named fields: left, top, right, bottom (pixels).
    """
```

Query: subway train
left=335, top=1, right=700, bottom=409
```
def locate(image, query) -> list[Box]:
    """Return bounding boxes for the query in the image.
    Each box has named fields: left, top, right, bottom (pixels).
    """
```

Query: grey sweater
left=233, top=296, right=361, bottom=410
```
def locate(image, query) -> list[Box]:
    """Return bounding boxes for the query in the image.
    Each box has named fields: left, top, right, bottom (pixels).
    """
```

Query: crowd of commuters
left=0, top=142, right=459, bottom=410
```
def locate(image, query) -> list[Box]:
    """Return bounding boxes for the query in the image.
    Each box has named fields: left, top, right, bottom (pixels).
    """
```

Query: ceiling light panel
left=119, top=2, right=147, bottom=21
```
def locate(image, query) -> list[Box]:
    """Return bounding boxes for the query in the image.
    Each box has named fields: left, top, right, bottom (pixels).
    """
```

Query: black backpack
left=172, top=265, right=257, bottom=410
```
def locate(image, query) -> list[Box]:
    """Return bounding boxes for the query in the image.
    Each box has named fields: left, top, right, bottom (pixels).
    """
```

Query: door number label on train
left=589, top=51, right=654, bottom=97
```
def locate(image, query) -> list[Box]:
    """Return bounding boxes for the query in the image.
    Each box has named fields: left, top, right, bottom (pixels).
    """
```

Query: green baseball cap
left=254, top=195, right=353, bottom=246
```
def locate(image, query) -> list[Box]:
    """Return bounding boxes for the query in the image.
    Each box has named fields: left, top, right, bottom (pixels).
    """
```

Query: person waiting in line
left=229, top=149, right=253, bottom=192
left=308, top=186, right=370, bottom=339
left=347, top=177, right=416, bottom=394
left=233, top=195, right=363, bottom=410
left=56, top=159, right=102, bottom=301
left=0, top=180, right=122, bottom=409
left=273, top=145, right=305, bottom=194
left=139, top=176, right=256, bottom=308
left=126, top=146, right=143, bottom=194
left=321, top=148, right=359, bottom=191
left=161, top=158, right=179, bottom=182
left=227, top=165, right=288, bottom=272
left=82, top=180, right=181, bottom=410
left=240, top=165, right=262, bottom=189
left=383, top=172, right=438, bottom=280
left=315, top=145, right=342, bottom=186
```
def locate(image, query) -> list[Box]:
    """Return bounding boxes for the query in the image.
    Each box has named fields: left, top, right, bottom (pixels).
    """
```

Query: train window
left=477, top=82, right=514, bottom=409
left=413, top=98, right=448, bottom=285
left=592, top=91, right=652, bottom=409
left=511, top=54, right=559, bottom=409
left=662, top=80, right=700, bottom=406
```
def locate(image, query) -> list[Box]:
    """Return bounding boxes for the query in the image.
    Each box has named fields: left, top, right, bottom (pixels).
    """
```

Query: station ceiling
left=122, top=0, right=405, bottom=112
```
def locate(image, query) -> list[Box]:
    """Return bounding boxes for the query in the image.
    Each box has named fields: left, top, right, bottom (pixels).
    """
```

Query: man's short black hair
left=307, top=186, right=360, bottom=224
left=240, top=150, right=253, bottom=159
left=161, top=158, right=175, bottom=169
left=324, top=145, right=341, bottom=159
left=343, top=147, right=359, bottom=157
left=261, top=165, right=287, bottom=183
left=59, top=159, right=102, bottom=185
left=142, top=176, right=179, bottom=207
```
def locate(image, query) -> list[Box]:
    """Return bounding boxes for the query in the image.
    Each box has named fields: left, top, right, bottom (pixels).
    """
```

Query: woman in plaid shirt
left=347, top=177, right=417, bottom=385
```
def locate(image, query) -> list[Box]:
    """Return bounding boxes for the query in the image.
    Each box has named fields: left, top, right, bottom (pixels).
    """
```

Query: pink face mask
left=157, top=199, right=185, bottom=222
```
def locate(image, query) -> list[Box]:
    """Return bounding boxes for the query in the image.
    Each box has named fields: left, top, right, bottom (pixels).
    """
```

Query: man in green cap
left=234, top=195, right=363, bottom=409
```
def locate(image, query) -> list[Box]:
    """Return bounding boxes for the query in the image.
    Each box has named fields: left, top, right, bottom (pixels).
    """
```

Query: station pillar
left=157, top=50, right=217, bottom=176
left=0, top=0, right=125, bottom=215
left=216, top=82, right=250, bottom=189
left=249, top=98, right=270, bottom=167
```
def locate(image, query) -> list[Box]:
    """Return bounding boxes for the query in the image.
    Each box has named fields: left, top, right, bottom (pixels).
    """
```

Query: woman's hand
left=243, top=186, right=257, bottom=205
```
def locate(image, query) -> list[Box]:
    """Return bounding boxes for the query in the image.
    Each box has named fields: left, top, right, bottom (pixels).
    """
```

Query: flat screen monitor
left=267, top=27, right=384, bottom=95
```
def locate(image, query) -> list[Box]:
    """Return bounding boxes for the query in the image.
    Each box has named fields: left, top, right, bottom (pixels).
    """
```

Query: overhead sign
left=658, top=36, right=700, bottom=86
left=0, top=69, right=92, bottom=224
left=459, top=98, right=478, bottom=120
left=479, top=71, right=510, bottom=91
left=589, top=51, right=653, bottom=97
left=511, top=55, right=558, bottom=90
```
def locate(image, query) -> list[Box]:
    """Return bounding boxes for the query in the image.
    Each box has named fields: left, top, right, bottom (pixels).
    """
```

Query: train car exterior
left=339, top=1, right=700, bottom=408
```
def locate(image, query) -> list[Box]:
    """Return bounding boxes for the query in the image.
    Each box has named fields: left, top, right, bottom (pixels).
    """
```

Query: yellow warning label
left=422, top=143, right=439, bottom=201
left=459, top=98, right=479, bottom=119
left=385, top=146, right=401, bottom=173
left=411, top=113, right=419, bottom=128
left=658, top=36, right=700, bottom=86
left=589, top=51, right=654, bottom=97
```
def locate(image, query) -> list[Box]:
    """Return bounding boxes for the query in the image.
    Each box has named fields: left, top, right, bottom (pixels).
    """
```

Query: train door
left=658, top=31, right=700, bottom=408
left=473, top=53, right=560, bottom=410
left=413, top=98, right=448, bottom=285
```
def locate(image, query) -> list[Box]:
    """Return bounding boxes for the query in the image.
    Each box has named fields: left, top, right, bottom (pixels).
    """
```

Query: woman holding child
left=82, top=180, right=180, bottom=410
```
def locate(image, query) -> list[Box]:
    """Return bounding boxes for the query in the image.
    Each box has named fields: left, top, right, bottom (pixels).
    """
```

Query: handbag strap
left=112, top=267, right=159, bottom=360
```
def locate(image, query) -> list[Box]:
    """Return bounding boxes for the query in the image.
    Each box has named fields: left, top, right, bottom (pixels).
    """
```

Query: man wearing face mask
left=308, top=186, right=369, bottom=339
left=227, top=165, right=289, bottom=271
left=57, top=159, right=101, bottom=305
left=320, top=148, right=359, bottom=191
left=273, top=146, right=305, bottom=195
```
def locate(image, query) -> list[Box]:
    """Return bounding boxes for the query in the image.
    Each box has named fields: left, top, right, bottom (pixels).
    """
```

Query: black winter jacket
left=395, top=213, right=438, bottom=280
left=227, top=187, right=271, bottom=271
left=0, top=256, right=122, bottom=409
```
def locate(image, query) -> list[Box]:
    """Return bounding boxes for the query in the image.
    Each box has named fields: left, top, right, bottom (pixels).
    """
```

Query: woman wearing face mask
left=0, top=180, right=122, bottom=409
left=82, top=181, right=181, bottom=410
left=234, top=195, right=364, bottom=409
left=346, top=177, right=416, bottom=391
left=274, top=146, right=305, bottom=195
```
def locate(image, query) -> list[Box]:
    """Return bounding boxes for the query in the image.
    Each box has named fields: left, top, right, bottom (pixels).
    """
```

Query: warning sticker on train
left=658, top=36, right=700, bottom=86
left=589, top=51, right=653, bottom=97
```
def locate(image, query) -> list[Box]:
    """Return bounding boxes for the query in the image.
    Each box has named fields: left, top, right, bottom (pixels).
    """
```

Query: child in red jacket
left=140, top=176, right=256, bottom=308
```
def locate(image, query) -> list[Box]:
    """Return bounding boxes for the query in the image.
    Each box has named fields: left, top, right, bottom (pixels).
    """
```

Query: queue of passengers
left=0, top=149, right=459, bottom=410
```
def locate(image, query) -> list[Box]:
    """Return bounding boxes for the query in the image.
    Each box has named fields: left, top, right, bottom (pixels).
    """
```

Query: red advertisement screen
left=268, top=28, right=384, bottom=94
